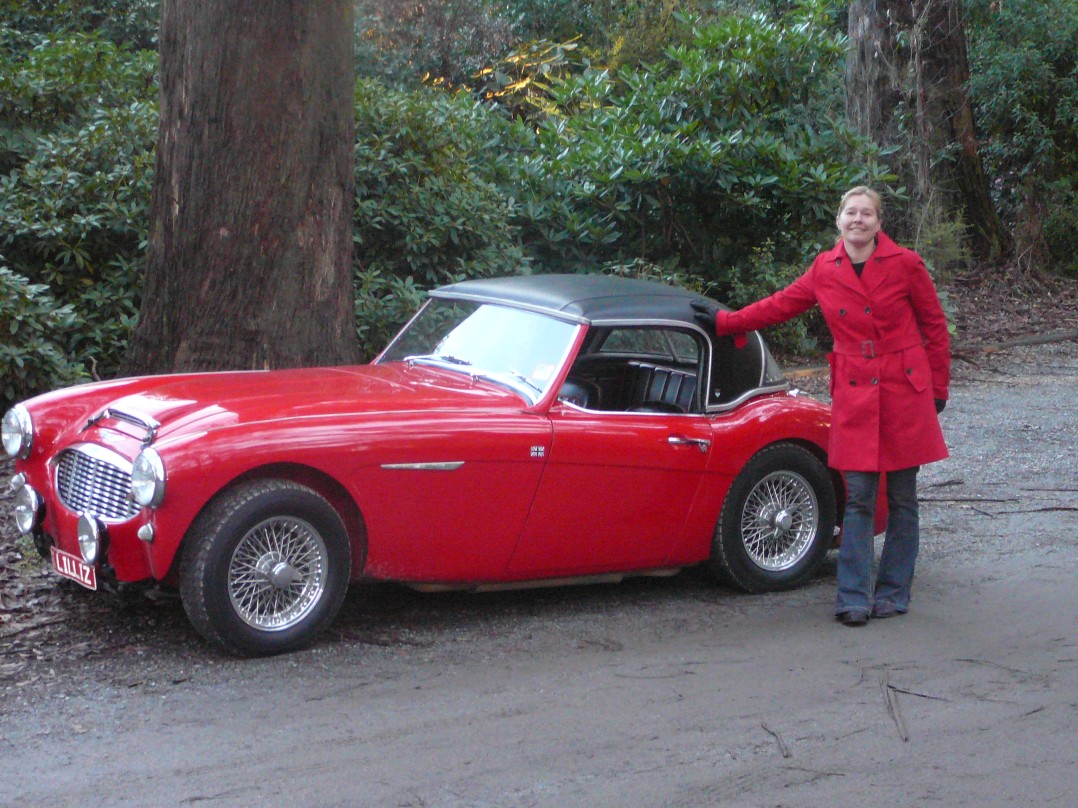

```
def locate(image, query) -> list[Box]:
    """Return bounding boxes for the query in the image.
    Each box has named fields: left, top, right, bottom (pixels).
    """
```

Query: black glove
left=690, top=300, right=719, bottom=331
left=935, top=398, right=947, bottom=414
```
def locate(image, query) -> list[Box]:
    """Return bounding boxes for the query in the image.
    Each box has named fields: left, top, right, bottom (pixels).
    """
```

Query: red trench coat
left=717, top=232, right=950, bottom=472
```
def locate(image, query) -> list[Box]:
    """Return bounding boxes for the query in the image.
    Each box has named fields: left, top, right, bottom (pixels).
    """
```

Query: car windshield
left=378, top=298, right=581, bottom=404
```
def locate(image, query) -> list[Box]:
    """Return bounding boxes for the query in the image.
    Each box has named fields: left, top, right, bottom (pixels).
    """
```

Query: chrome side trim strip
left=704, top=381, right=791, bottom=413
left=380, top=462, right=465, bottom=471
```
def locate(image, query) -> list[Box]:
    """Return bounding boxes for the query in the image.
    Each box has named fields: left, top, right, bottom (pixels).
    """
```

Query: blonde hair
left=836, top=186, right=883, bottom=223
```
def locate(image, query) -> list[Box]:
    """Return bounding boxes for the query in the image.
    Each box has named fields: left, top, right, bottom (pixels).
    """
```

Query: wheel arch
left=171, top=462, right=368, bottom=582
left=710, top=438, right=839, bottom=592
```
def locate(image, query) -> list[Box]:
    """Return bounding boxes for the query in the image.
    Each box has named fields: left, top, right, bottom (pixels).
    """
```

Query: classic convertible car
left=5, top=273, right=846, bottom=655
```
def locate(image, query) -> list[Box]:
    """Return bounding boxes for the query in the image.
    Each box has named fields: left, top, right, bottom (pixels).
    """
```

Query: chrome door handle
left=668, top=435, right=711, bottom=453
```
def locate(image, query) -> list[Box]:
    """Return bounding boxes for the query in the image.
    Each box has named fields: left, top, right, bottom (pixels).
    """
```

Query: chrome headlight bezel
left=130, top=448, right=166, bottom=508
left=2, top=404, right=33, bottom=459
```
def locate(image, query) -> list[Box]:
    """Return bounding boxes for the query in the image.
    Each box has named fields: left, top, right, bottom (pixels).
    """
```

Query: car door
left=508, top=405, right=713, bottom=576
left=350, top=410, right=553, bottom=583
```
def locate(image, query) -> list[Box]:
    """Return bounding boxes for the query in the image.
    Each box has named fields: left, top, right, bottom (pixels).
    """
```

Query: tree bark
left=846, top=0, right=1012, bottom=262
left=125, top=0, right=358, bottom=374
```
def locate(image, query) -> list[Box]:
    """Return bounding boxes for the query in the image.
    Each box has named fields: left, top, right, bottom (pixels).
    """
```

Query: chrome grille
left=56, top=445, right=139, bottom=522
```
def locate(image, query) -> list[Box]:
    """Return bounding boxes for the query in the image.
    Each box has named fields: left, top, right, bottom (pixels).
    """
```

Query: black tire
left=710, top=443, right=836, bottom=593
left=179, top=480, right=352, bottom=656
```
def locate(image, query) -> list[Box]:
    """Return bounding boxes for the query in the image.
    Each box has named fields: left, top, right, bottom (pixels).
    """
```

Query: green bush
left=353, top=80, right=532, bottom=357
left=354, top=0, right=516, bottom=88
left=0, top=0, right=158, bottom=49
left=0, top=265, right=88, bottom=410
left=509, top=4, right=891, bottom=289
left=0, top=31, right=156, bottom=378
left=967, top=0, right=1078, bottom=276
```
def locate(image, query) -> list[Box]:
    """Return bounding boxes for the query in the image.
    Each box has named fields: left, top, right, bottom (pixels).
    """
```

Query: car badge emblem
left=530, top=446, right=546, bottom=458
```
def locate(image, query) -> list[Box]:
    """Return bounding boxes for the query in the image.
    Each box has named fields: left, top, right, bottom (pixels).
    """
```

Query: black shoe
left=835, top=611, right=869, bottom=627
left=871, top=603, right=904, bottom=619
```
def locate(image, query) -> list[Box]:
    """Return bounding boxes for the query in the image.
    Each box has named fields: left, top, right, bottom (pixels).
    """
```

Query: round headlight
left=2, top=405, right=33, bottom=459
left=14, top=481, right=43, bottom=534
left=130, top=448, right=166, bottom=507
left=77, top=512, right=103, bottom=565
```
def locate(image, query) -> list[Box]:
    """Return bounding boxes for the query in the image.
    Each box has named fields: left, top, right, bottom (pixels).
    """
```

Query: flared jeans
left=835, top=467, right=920, bottom=617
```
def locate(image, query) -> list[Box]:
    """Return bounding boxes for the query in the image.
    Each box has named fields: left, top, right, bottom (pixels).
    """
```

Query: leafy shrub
left=354, top=269, right=427, bottom=361
left=354, top=0, right=516, bottom=88
left=909, top=203, right=973, bottom=281
left=0, top=265, right=88, bottom=410
left=967, top=0, right=1078, bottom=275
left=0, top=31, right=156, bottom=378
left=352, top=80, right=532, bottom=356
left=1041, top=183, right=1078, bottom=280
left=0, top=0, right=159, bottom=49
left=509, top=4, right=891, bottom=291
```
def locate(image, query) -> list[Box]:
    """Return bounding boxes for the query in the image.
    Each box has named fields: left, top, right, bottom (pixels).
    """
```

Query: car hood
left=90, top=364, right=521, bottom=444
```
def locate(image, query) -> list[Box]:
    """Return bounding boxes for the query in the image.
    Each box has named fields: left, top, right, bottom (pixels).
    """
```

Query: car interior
left=557, top=325, right=772, bottom=414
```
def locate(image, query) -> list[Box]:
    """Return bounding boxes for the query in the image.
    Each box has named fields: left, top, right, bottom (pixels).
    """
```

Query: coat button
left=906, top=368, right=913, bottom=375
left=872, top=378, right=879, bottom=385
left=864, top=306, right=871, bottom=314
left=849, top=380, right=857, bottom=386
left=839, top=308, right=846, bottom=316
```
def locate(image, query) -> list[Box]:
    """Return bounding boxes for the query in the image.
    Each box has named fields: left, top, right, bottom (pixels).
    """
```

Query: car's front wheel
left=711, top=443, right=836, bottom=592
left=179, top=480, right=352, bottom=656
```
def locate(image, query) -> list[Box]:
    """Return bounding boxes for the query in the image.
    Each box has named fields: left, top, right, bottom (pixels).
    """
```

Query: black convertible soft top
left=432, top=273, right=728, bottom=325
left=431, top=272, right=788, bottom=406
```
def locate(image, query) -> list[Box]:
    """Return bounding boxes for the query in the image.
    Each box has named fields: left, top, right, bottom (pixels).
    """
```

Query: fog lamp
left=14, top=480, right=43, bottom=535
left=77, top=513, right=105, bottom=565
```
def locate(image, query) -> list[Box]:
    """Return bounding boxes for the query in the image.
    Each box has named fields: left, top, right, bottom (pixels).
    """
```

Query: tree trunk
left=846, top=0, right=1011, bottom=262
left=125, top=0, right=358, bottom=374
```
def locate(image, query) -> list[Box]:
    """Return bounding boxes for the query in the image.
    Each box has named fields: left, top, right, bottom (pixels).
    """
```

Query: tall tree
left=125, top=0, right=358, bottom=374
left=846, top=0, right=1011, bottom=262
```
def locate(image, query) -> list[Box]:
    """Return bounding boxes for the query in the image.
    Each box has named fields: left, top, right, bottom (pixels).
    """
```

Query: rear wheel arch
left=709, top=441, right=837, bottom=592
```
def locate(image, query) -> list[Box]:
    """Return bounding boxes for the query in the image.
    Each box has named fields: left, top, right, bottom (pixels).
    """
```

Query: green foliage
left=0, top=30, right=156, bottom=379
left=726, top=241, right=823, bottom=355
left=908, top=200, right=973, bottom=281
left=506, top=0, right=712, bottom=61
left=354, top=0, right=516, bottom=89
left=967, top=0, right=1078, bottom=276
left=0, top=265, right=88, bottom=410
left=510, top=4, right=891, bottom=290
left=0, top=0, right=159, bottom=48
left=352, top=80, right=531, bottom=357
left=1042, top=197, right=1078, bottom=280
left=353, top=270, right=428, bottom=362
left=475, top=38, right=590, bottom=120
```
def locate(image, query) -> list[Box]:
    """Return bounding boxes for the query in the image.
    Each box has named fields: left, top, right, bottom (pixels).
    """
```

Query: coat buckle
left=860, top=340, right=875, bottom=358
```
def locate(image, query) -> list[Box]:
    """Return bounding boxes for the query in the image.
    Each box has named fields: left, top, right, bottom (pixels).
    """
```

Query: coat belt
left=832, top=334, right=923, bottom=358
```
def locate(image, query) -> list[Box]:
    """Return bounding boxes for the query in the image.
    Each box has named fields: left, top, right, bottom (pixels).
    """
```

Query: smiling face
left=836, top=193, right=882, bottom=256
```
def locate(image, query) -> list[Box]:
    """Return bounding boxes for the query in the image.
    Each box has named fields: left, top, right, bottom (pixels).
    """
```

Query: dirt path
left=1, top=341, right=1075, bottom=807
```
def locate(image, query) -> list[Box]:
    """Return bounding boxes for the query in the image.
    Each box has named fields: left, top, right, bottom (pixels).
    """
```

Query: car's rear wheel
left=179, top=480, right=352, bottom=656
left=711, top=443, right=835, bottom=592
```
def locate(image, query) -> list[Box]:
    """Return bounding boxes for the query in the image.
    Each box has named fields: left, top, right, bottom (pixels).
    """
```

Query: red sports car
left=5, top=274, right=845, bottom=655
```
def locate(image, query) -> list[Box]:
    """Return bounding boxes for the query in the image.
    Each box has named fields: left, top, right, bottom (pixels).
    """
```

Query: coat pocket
left=900, top=347, right=930, bottom=393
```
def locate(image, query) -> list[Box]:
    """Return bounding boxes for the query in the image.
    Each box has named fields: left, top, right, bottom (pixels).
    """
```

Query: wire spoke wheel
left=740, top=470, right=819, bottom=571
left=712, top=444, right=836, bottom=592
left=227, top=516, right=329, bottom=631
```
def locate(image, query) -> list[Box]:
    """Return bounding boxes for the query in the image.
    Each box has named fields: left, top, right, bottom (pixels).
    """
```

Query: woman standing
left=693, top=187, right=951, bottom=626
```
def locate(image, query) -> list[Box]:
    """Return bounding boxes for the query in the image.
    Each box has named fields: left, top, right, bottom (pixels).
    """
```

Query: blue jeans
left=835, top=467, right=920, bottom=616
